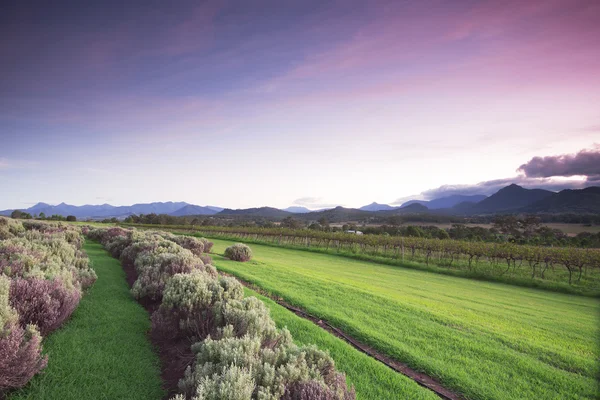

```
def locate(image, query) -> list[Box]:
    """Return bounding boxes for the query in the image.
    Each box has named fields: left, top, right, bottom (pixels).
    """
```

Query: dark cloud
left=517, top=145, right=600, bottom=179
left=394, top=145, right=600, bottom=203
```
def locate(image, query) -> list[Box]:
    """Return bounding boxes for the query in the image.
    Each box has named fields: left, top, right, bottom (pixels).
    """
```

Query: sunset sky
left=1, top=0, right=599, bottom=210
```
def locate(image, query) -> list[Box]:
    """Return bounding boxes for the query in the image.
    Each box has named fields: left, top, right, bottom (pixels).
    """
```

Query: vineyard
left=124, top=224, right=600, bottom=293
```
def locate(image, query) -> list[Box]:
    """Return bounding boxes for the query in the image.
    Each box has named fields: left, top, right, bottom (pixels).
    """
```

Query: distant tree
left=521, top=215, right=542, bottom=237
left=404, top=225, right=424, bottom=238
left=308, top=222, right=322, bottom=230
left=66, top=215, right=77, bottom=222
left=318, top=217, right=329, bottom=228
left=281, top=216, right=302, bottom=229
left=38, top=212, right=46, bottom=220
left=388, top=216, right=403, bottom=226
left=492, top=216, right=520, bottom=236
left=10, top=210, right=22, bottom=219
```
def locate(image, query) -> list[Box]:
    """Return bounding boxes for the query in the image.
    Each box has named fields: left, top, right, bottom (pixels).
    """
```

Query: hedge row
left=0, top=217, right=94, bottom=394
left=88, top=227, right=355, bottom=400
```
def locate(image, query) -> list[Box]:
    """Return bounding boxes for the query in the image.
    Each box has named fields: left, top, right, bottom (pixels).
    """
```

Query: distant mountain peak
left=359, top=202, right=396, bottom=211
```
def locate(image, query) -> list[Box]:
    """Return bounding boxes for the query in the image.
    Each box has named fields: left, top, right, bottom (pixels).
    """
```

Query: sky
left=1, top=0, right=599, bottom=210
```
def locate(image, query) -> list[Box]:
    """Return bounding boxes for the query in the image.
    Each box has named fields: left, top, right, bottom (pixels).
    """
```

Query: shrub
left=0, top=237, right=94, bottom=291
left=152, top=272, right=244, bottom=341
left=282, top=379, right=356, bottom=400
left=0, top=217, right=25, bottom=237
left=0, top=323, right=47, bottom=393
left=106, top=235, right=132, bottom=259
left=169, top=236, right=204, bottom=257
left=132, top=251, right=204, bottom=301
left=120, top=239, right=160, bottom=267
left=0, top=276, right=17, bottom=328
left=0, top=276, right=47, bottom=393
left=199, top=254, right=213, bottom=266
left=224, top=243, right=252, bottom=262
left=177, top=365, right=254, bottom=400
left=9, top=278, right=81, bottom=336
left=221, top=297, right=277, bottom=342
left=199, top=238, right=213, bottom=253
left=179, top=332, right=354, bottom=400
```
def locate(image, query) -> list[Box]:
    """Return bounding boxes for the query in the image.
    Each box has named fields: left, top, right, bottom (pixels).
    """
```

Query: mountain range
left=2, top=184, right=599, bottom=220
left=0, top=202, right=223, bottom=219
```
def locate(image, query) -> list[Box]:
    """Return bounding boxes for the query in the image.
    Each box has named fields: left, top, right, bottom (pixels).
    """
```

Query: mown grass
left=8, top=241, right=164, bottom=400
left=243, top=287, right=438, bottom=400
left=209, top=238, right=600, bottom=400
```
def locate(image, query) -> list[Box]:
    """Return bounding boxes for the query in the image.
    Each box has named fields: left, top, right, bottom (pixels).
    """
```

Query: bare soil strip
left=220, top=272, right=466, bottom=400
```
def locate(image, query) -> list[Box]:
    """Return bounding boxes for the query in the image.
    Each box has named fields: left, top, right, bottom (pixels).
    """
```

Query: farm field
left=329, top=222, right=600, bottom=236
left=208, top=238, right=600, bottom=400
left=161, top=225, right=600, bottom=294
left=7, top=241, right=164, bottom=400
left=244, top=287, right=438, bottom=400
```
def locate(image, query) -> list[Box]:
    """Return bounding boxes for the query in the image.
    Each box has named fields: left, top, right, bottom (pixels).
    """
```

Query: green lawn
left=243, top=287, right=438, bottom=400
left=8, top=241, right=164, bottom=400
left=209, top=238, right=600, bottom=400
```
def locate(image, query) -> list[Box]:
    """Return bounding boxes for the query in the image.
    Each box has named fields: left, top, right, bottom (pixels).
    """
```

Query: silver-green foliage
left=224, top=243, right=252, bottom=262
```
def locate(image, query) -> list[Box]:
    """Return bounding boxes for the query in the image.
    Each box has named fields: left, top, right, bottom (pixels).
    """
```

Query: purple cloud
left=517, top=145, right=600, bottom=181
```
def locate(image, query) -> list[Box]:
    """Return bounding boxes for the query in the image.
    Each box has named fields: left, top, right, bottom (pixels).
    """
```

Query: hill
left=402, top=194, right=487, bottom=209
left=359, top=202, right=396, bottom=211
left=522, top=187, right=600, bottom=213
left=169, top=205, right=220, bottom=216
left=467, top=184, right=553, bottom=214
left=217, top=207, right=292, bottom=219
left=282, top=206, right=312, bottom=213
left=299, top=207, right=373, bottom=223
left=398, top=203, right=429, bottom=212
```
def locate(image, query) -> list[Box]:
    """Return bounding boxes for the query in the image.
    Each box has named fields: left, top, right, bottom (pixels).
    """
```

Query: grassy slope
left=210, top=238, right=600, bottom=400
left=8, top=241, right=164, bottom=400
left=243, top=287, right=438, bottom=400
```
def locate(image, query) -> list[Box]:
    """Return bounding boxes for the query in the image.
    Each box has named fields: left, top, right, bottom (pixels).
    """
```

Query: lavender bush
left=224, top=243, right=252, bottom=262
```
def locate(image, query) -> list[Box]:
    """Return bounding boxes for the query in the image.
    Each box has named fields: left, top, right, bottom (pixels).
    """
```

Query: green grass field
left=243, top=287, right=438, bottom=400
left=209, top=238, right=600, bottom=400
left=8, top=241, right=164, bottom=400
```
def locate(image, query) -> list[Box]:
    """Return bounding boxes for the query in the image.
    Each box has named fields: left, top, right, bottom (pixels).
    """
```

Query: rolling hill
left=466, top=184, right=554, bottom=214
left=217, top=207, right=292, bottom=219
left=402, top=194, right=487, bottom=209
left=282, top=206, right=312, bottom=213
left=522, top=187, right=600, bottom=213
left=169, top=205, right=221, bottom=216
left=359, top=202, right=397, bottom=211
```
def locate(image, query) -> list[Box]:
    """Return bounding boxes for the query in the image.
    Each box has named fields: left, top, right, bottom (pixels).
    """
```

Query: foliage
left=6, top=241, right=165, bottom=400
left=180, top=333, right=354, bottom=400
left=0, top=323, right=47, bottom=393
left=132, top=250, right=204, bottom=301
left=0, top=218, right=92, bottom=394
left=9, top=278, right=81, bottom=336
left=88, top=226, right=354, bottom=400
left=224, top=243, right=253, bottom=262
left=212, top=238, right=599, bottom=400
